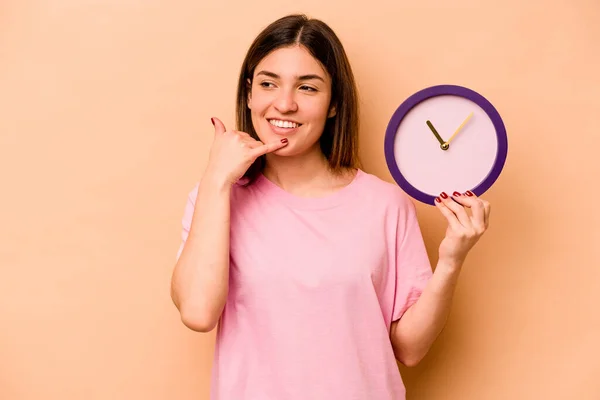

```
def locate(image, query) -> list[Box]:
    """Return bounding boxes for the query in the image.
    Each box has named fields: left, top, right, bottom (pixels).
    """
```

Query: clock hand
left=444, top=112, right=474, bottom=146
left=426, top=120, right=446, bottom=146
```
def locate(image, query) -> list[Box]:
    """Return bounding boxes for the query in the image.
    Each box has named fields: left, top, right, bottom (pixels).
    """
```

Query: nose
left=273, top=88, right=298, bottom=113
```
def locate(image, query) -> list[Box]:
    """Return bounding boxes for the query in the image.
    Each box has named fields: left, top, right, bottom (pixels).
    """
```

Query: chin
left=271, top=145, right=293, bottom=156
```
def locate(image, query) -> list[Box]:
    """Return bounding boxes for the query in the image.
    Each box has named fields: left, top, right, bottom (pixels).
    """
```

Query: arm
left=390, top=260, right=461, bottom=367
left=390, top=191, right=491, bottom=366
left=170, top=173, right=232, bottom=332
left=170, top=117, right=288, bottom=333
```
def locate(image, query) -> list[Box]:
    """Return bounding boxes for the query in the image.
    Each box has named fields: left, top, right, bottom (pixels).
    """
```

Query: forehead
left=254, top=45, right=329, bottom=80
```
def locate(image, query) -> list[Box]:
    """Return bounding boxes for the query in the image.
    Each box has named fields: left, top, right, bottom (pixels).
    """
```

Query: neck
left=262, top=146, right=333, bottom=195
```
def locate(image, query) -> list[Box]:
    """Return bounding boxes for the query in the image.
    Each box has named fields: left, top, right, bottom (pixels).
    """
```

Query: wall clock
left=384, top=84, right=508, bottom=205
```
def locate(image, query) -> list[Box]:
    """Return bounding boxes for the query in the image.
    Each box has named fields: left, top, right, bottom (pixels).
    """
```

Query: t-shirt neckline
left=253, top=168, right=365, bottom=210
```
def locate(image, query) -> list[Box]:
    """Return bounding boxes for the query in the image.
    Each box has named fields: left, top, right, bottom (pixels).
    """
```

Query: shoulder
left=354, top=169, right=415, bottom=211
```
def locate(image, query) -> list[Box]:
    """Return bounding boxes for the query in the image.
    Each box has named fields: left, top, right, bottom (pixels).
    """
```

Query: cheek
left=249, top=89, right=270, bottom=112
left=299, top=97, right=331, bottom=119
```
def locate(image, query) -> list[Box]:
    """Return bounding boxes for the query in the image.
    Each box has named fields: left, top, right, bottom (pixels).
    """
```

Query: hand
left=434, top=190, right=491, bottom=269
left=205, top=117, right=289, bottom=186
left=443, top=112, right=473, bottom=147
left=426, top=120, right=445, bottom=146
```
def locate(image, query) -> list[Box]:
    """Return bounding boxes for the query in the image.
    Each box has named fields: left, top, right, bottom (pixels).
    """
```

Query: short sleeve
left=391, top=196, right=433, bottom=322
left=175, top=183, right=199, bottom=261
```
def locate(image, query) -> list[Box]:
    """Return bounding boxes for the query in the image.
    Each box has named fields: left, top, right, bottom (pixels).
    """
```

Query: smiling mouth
left=268, top=119, right=302, bottom=129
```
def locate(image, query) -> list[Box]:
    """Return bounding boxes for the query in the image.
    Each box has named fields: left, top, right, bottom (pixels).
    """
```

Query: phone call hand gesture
left=205, top=117, right=288, bottom=186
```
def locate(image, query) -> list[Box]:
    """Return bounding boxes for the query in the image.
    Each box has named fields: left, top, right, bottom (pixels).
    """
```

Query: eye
left=299, top=85, right=317, bottom=92
left=259, top=81, right=275, bottom=88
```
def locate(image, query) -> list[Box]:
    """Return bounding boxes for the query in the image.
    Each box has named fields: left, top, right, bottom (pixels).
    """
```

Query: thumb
left=211, top=117, right=226, bottom=135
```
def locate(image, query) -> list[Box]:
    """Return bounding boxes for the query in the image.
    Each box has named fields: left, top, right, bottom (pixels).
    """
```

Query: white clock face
left=392, top=95, right=498, bottom=196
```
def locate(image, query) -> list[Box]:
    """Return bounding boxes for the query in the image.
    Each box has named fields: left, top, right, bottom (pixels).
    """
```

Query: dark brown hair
left=236, top=14, right=361, bottom=184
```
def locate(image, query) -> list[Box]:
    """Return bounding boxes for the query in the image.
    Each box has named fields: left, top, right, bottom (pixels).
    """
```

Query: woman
left=171, top=14, right=490, bottom=400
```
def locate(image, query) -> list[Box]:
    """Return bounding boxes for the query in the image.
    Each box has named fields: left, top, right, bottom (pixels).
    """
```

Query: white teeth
left=269, top=119, right=299, bottom=128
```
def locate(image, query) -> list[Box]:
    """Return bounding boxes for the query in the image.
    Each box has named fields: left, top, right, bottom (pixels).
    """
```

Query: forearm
left=170, top=173, right=231, bottom=332
left=390, top=260, right=462, bottom=366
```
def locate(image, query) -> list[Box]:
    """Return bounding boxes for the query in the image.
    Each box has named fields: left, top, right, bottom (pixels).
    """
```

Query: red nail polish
left=281, top=138, right=288, bottom=144
left=211, top=118, right=215, bottom=126
left=435, top=197, right=441, bottom=203
left=466, top=191, right=474, bottom=196
left=453, top=191, right=461, bottom=197
left=440, top=192, right=448, bottom=199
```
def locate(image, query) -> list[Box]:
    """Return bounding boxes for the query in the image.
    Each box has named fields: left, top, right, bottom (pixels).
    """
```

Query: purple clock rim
left=384, top=84, right=508, bottom=205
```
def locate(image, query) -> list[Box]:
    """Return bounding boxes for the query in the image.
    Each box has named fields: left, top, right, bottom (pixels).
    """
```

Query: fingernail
left=281, top=138, right=288, bottom=144
left=466, top=191, right=474, bottom=196
left=211, top=118, right=215, bottom=126
left=453, top=191, right=461, bottom=197
left=435, top=197, right=441, bottom=203
left=440, top=192, right=448, bottom=199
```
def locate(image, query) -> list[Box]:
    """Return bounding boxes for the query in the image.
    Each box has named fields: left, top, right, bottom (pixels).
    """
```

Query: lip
left=266, top=119, right=302, bottom=136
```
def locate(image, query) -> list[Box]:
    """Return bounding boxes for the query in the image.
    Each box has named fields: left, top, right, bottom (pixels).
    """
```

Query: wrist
left=436, top=258, right=464, bottom=274
left=201, top=170, right=233, bottom=193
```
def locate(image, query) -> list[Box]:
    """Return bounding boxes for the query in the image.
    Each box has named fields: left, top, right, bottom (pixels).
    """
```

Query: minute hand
left=444, top=112, right=474, bottom=146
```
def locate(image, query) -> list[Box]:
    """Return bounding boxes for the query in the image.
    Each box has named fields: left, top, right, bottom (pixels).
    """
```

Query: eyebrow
left=256, top=70, right=325, bottom=82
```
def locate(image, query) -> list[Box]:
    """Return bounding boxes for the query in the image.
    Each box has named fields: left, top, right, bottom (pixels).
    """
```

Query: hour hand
left=426, top=120, right=448, bottom=150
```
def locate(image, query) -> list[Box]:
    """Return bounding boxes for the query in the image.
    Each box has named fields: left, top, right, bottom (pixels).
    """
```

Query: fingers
left=449, top=191, right=489, bottom=233
left=251, top=138, right=289, bottom=158
left=438, top=192, right=471, bottom=228
left=211, top=117, right=226, bottom=135
left=242, top=139, right=262, bottom=149
left=209, top=116, right=287, bottom=157
left=434, top=197, right=464, bottom=232
left=482, top=199, right=491, bottom=228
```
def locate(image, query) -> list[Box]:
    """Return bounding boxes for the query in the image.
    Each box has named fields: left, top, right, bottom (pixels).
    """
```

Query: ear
left=328, top=104, right=337, bottom=118
left=246, top=78, right=252, bottom=109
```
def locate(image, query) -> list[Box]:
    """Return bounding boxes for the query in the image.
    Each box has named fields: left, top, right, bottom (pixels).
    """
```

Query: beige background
left=1, top=0, right=599, bottom=399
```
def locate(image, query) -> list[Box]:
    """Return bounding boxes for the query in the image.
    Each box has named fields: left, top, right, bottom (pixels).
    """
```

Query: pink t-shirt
left=177, top=169, right=433, bottom=400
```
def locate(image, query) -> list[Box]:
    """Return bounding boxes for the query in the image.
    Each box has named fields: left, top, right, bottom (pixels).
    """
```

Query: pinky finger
left=251, top=138, right=289, bottom=158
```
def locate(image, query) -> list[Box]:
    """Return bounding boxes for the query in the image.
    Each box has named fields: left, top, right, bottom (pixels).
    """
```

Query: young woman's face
left=248, top=45, right=335, bottom=157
